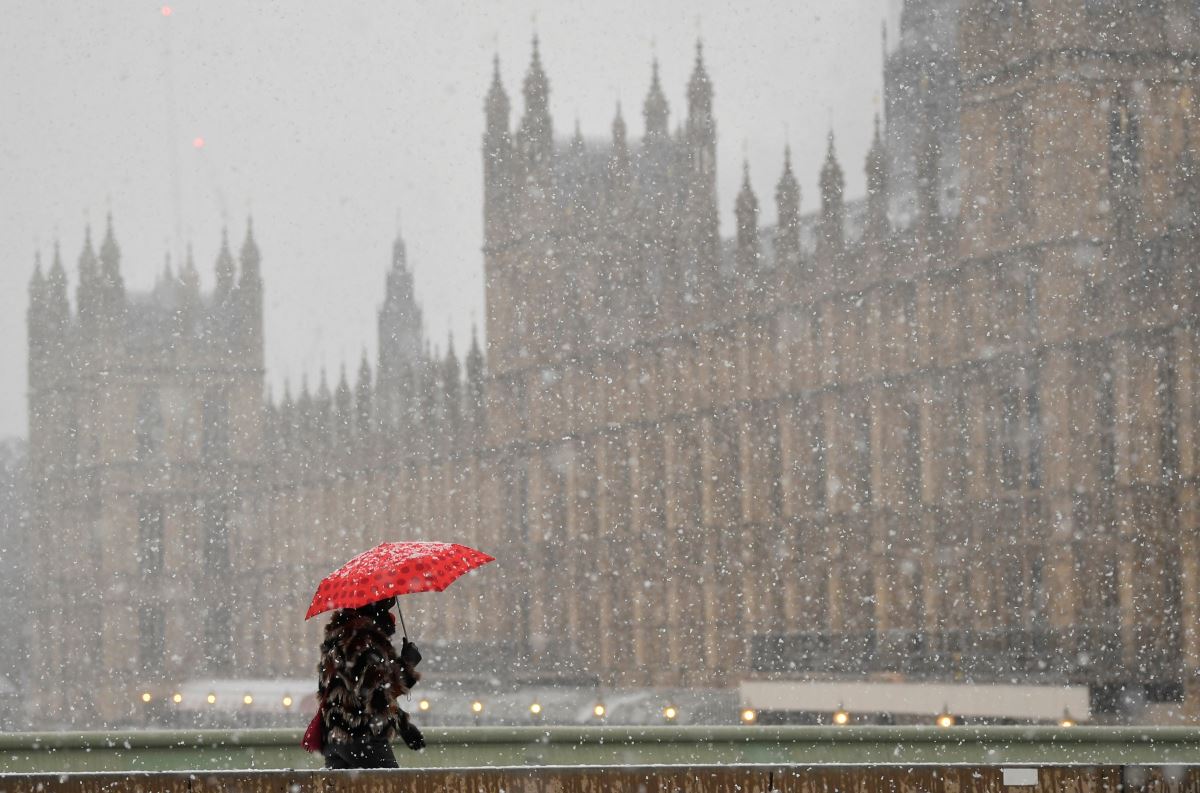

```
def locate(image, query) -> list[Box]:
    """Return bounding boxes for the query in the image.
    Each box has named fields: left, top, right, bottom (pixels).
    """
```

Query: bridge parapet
left=0, top=765, right=1197, bottom=793
left=1, top=726, right=1200, bottom=773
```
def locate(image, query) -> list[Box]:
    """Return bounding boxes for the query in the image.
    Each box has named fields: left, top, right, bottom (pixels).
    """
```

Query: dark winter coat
left=317, top=608, right=422, bottom=748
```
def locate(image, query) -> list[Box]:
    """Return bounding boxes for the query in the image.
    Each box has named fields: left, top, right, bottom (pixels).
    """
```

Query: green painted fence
left=3, top=726, right=1200, bottom=773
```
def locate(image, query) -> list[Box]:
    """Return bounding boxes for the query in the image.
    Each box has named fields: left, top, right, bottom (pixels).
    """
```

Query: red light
left=161, top=5, right=172, bottom=16
left=192, top=137, right=205, bottom=149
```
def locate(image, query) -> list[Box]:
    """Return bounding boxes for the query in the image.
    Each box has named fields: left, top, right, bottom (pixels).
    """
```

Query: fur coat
left=317, top=610, right=420, bottom=744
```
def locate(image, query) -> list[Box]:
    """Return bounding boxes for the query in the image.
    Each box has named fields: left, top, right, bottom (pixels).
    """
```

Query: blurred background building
left=21, top=0, right=1200, bottom=728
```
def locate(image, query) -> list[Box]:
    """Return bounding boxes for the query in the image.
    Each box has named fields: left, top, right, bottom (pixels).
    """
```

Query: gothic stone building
left=25, top=0, right=1200, bottom=725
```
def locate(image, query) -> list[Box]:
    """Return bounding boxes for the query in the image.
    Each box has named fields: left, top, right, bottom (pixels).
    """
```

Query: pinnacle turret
left=819, top=132, right=846, bottom=256
left=643, top=59, right=669, bottom=140
left=519, top=35, right=553, bottom=162
left=485, top=54, right=511, bottom=137
left=239, top=216, right=261, bottom=284
left=734, top=161, right=761, bottom=284
left=865, top=116, right=890, bottom=242
left=686, top=40, right=714, bottom=145
left=215, top=228, right=236, bottom=300
left=775, top=145, right=801, bottom=269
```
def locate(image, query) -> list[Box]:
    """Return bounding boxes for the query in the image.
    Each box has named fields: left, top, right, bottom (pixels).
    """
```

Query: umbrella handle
left=396, top=601, right=408, bottom=641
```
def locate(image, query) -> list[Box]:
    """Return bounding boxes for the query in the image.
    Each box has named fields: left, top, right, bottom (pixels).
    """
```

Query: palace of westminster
left=23, top=0, right=1200, bottom=724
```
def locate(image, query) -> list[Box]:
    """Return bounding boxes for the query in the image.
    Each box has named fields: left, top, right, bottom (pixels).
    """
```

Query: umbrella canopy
left=305, top=541, right=495, bottom=620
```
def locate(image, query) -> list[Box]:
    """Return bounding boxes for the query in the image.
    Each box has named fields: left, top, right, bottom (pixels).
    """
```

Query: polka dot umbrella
left=304, top=542, right=495, bottom=633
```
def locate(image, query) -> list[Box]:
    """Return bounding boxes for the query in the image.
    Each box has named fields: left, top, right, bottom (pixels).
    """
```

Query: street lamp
left=140, top=692, right=152, bottom=704
left=592, top=703, right=607, bottom=720
left=935, top=705, right=956, bottom=728
left=243, top=694, right=254, bottom=706
left=1059, top=709, right=1076, bottom=728
left=663, top=705, right=678, bottom=722
left=529, top=702, right=542, bottom=717
left=740, top=708, right=757, bottom=724
left=206, top=693, right=217, bottom=705
left=832, top=706, right=850, bottom=726
left=282, top=695, right=293, bottom=709
left=172, top=693, right=183, bottom=705
left=418, top=698, right=431, bottom=712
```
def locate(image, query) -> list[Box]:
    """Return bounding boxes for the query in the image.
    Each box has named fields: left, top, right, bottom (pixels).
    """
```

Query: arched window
left=201, top=390, right=229, bottom=460
left=134, top=390, right=163, bottom=462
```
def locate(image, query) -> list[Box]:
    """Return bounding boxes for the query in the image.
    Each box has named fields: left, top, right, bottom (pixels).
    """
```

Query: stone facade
left=25, top=0, right=1200, bottom=726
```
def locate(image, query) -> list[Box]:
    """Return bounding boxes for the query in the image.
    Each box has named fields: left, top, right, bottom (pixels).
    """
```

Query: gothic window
left=1157, top=340, right=1179, bottom=483
left=137, top=499, right=164, bottom=578
left=1097, top=363, right=1117, bottom=486
left=205, top=603, right=232, bottom=674
left=1026, top=380, right=1043, bottom=489
left=999, top=386, right=1022, bottom=490
left=203, top=501, right=230, bottom=574
left=134, top=389, right=163, bottom=462
left=201, top=390, right=229, bottom=460
left=1109, top=94, right=1141, bottom=237
left=900, top=399, right=922, bottom=504
left=138, top=605, right=165, bottom=672
left=848, top=397, right=873, bottom=507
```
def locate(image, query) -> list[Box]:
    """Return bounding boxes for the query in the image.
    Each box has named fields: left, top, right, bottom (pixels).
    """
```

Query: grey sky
left=1, top=1, right=896, bottom=439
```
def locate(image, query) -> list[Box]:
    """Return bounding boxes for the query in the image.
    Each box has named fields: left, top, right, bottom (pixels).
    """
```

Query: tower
left=376, top=233, right=425, bottom=432
left=26, top=220, right=267, bottom=725
left=884, top=0, right=962, bottom=228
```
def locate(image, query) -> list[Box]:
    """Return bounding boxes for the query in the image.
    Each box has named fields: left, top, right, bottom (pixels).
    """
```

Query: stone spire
left=98, top=214, right=126, bottom=325
left=774, top=145, right=801, bottom=269
left=46, top=241, right=69, bottom=332
left=734, top=160, right=761, bottom=287
left=355, top=349, right=373, bottom=435
left=215, top=228, right=236, bottom=301
left=608, top=102, right=631, bottom=190
left=442, top=331, right=462, bottom=435
left=643, top=59, right=669, bottom=140
left=485, top=54, right=511, bottom=140
left=239, top=216, right=261, bottom=285
left=686, top=41, right=715, bottom=147
left=519, top=35, right=553, bottom=164
left=28, top=253, right=45, bottom=340
left=865, top=115, right=890, bottom=242
left=238, top=218, right=263, bottom=350
left=819, top=131, right=846, bottom=258
left=76, top=225, right=100, bottom=332
left=377, top=232, right=424, bottom=431
left=466, top=323, right=486, bottom=434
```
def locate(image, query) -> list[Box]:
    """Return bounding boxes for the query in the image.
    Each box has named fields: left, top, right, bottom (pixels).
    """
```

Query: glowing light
left=592, top=703, right=606, bottom=719
left=161, top=6, right=172, bottom=17
left=663, top=705, right=678, bottom=721
left=740, top=708, right=757, bottom=724
left=1059, top=709, right=1077, bottom=728
left=172, top=693, right=183, bottom=704
left=833, top=708, right=850, bottom=726
left=418, top=699, right=431, bottom=712
left=282, top=695, right=293, bottom=708
left=936, top=711, right=956, bottom=728
left=471, top=700, right=483, bottom=714
left=140, top=692, right=152, bottom=703
left=192, top=137, right=205, bottom=149
left=529, top=702, right=542, bottom=715
left=206, top=693, right=217, bottom=705
left=243, top=694, right=254, bottom=705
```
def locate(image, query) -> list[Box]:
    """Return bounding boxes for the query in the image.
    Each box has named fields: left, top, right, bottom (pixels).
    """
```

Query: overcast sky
left=1, top=1, right=898, bottom=440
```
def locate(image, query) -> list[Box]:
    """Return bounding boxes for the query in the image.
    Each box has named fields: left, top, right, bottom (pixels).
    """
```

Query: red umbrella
left=304, top=541, right=495, bottom=626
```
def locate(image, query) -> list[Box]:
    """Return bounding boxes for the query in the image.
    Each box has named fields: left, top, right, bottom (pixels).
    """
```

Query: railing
left=0, top=763, right=1198, bottom=793
left=2, top=726, right=1200, bottom=773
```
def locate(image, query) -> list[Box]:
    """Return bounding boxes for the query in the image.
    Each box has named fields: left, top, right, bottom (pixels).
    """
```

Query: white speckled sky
left=0, top=1, right=897, bottom=439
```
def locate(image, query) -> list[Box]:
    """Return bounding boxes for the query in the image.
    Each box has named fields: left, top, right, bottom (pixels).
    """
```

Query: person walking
left=316, top=596, right=425, bottom=769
